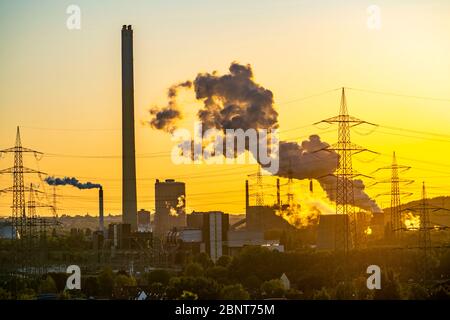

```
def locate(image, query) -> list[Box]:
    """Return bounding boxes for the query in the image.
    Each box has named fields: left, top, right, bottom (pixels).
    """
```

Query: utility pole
left=315, top=88, right=378, bottom=252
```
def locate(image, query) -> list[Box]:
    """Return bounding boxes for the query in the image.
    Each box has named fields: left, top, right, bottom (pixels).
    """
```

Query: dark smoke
left=148, top=80, right=192, bottom=132
left=148, top=62, right=381, bottom=212
left=45, top=176, right=101, bottom=189
left=194, top=62, right=278, bottom=132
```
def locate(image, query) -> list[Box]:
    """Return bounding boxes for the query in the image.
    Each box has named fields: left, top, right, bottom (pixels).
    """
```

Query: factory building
left=244, top=180, right=294, bottom=233
left=246, top=205, right=293, bottom=232
left=137, top=209, right=151, bottom=232
left=167, top=211, right=283, bottom=262
left=316, top=214, right=350, bottom=250
left=154, top=179, right=186, bottom=236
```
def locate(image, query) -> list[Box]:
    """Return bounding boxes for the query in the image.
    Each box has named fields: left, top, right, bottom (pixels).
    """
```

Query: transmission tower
left=315, top=88, right=377, bottom=252
left=255, top=165, right=264, bottom=206
left=286, top=164, right=294, bottom=209
left=0, top=127, right=49, bottom=275
left=373, top=152, right=413, bottom=240
left=402, top=182, right=449, bottom=282
left=0, top=127, right=44, bottom=239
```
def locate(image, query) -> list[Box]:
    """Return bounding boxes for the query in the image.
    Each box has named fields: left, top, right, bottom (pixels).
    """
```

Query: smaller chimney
left=99, top=187, right=104, bottom=234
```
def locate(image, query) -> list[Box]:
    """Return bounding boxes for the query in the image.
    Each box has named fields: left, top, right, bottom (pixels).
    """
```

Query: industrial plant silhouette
left=0, top=24, right=449, bottom=301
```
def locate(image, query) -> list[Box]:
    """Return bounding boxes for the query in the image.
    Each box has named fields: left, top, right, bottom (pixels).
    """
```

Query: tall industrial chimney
left=121, top=25, right=138, bottom=231
left=99, top=187, right=104, bottom=234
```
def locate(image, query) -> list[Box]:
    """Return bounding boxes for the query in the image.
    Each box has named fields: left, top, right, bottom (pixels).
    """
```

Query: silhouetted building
left=138, top=209, right=151, bottom=232
left=246, top=205, right=293, bottom=232
left=203, top=211, right=229, bottom=262
left=154, top=179, right=186, bottom=236
left=316, top=214, right=350, bottom=250
left=108, top=223, right=131, bottom=249
left=121, top=25, right=138, bottom=231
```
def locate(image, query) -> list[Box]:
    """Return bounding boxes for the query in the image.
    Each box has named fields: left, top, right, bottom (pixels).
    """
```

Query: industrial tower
left=121, top=25, right=138, bottom=231
left=315, top=88, right=377, bottom=252
left=402, top=182, right=449, bottom=282
left=373, top=152, right=412, bottom=240
left=0, top=127, right=44, bottom=240
left=0, top=127, right=55, bottom=275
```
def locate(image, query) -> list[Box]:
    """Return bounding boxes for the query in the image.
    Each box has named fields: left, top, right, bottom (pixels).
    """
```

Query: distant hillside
left=383, top=196, right=450, bottom=228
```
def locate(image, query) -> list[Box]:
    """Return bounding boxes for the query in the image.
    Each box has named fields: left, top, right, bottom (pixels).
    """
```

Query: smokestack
left=99, top=187, right=104, bottom=234
left=121, top=25, right=138, bottom=231
left=245, top=180, right=249, bottom=210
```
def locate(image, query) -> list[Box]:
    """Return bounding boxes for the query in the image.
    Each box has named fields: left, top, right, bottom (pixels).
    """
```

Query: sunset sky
left=1, top=0, right=449, bottom=217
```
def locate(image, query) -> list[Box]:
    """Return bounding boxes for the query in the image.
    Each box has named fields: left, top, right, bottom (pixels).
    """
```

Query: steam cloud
left=149, top=80, right=192, bottom=132
left=148, top=62, right=381, bottom=213
left=45, top=176, right=102, bottom=189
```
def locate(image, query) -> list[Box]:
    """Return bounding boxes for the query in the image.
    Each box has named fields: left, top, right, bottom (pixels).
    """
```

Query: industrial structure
left=121, top=25, right=138, bottom=231
left=373, top=152, right=412, bottom=240
left=154, top=179, right=186, bottom=236
left=315, top=88, right=377, bottom=252
left=0, top=127, right=58, bottom=275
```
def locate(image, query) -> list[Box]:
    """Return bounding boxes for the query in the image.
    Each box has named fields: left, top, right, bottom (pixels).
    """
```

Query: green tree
left=260, top=279, right=285, bottom=299
left=98, top=267, right=114, bottom=297
left=220, top=284, right=250, bottom=300
left=39, top=276, right=57, bottom=294
left=206, top=266, right=229, bottom=284
left=115, top=274, right=137, bottom=288
left=335, top=281, right=357, bottom=300
left=17, top=288, right=36, bottom=300
left=0, top=287, right=11, bottom=300
left=374, top=270, right=403, bottom=300
left=407, top=283, right=430, bottom=300
left=194, top=253, right=213, bottom=269
left=145, top=269, right=171, bottom=286
left=180, top=290, right=198, bottom=300
left=83, top=276, right=100, bottom=297
left=184, top=263, right=204, bottom=277
left=313, top=287, right=331, bottom=300
left=216, top=255, right=232, bottom=268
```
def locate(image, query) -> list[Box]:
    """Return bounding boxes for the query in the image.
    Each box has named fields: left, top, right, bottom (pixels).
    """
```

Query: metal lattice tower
left=286, top=162, right=294, bottom=209
left=0, top=127, right=43, bottom=239
left=401, top=181, right=450, bottom=282
left=315, top=88, right=377, bottom=252
left=418, top=182, right=431, bottom=257
left=255, top=165, right=264, bottom=206
left=391, top=153, right=401, bottom=236
left=0, top=127, right=50, bottom=275
left=373, top=152, right=412, bottom=240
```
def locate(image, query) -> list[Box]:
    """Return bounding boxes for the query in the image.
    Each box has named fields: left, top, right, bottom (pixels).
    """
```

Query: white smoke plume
left=147, top=62, right=381, bottom=212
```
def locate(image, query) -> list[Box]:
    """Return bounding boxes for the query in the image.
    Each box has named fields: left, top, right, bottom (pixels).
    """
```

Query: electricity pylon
left=255, top=165, right=264, bottom=206
left=0, top=127, right=51, bottom=276
left=315, top=88, right=378, bottom=252
left=402, top=182, right=449, bottom=283
left=0, top=127, right=44, bottom=240
left=373, top=152, right=413, bottom=240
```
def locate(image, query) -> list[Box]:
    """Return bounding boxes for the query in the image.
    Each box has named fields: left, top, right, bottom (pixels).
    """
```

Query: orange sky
left=0, top=0, right=449, bottom=217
